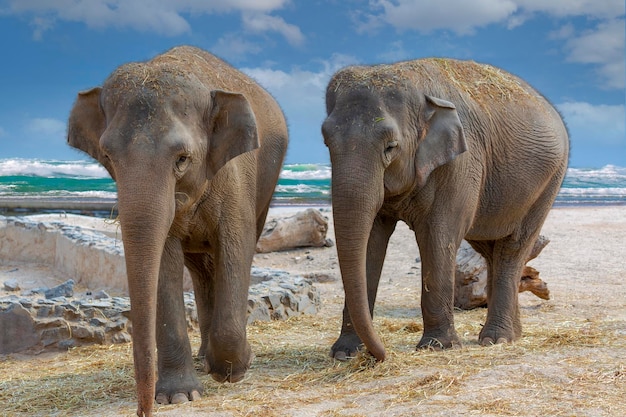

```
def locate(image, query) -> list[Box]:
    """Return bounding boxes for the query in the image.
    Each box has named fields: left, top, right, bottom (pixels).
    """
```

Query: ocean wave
left=275, top=183, right=330, bottom=195
left=558, top=187, right=626, bottom=196
left=565, top=165, right=626, bottom=185
left=280, top=164, right=331, bottom=180
left=1, top=160, right=625, bottom=206
left=0, top=159, right=109, bottom=179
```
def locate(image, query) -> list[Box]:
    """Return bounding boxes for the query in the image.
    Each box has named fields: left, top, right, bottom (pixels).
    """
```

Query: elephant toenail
left=481, top=337, right=495, bottom=346
left=171, top=393, right=190, bottom=404
left=155, top=393, right=169, bottom=404
left=333, top=351, right=348, bottom=361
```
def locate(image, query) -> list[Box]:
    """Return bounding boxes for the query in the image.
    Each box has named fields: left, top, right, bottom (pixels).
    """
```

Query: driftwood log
left=454, top=235, right=551, bottom=310
left=256, top=208, right=334, bottom=253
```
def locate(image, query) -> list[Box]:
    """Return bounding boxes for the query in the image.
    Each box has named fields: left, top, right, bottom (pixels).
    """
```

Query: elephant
left=321, top=58, right=568, bottom=362
left=67, top=46, right=288, bottom=417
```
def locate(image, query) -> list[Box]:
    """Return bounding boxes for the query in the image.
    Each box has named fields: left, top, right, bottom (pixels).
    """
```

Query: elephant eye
left=385, top=141, right=398, bottom=154
left=175, top=154, right=191, bottom=172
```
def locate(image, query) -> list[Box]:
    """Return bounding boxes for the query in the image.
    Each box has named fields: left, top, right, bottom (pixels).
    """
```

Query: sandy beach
left=1, top=205, right=625, bottom=416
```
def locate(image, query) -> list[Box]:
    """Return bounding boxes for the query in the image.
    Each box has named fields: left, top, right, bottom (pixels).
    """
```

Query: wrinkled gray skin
left=322, top=59, right=568, bottom=362
left=67, top=46, right=288, bottom=417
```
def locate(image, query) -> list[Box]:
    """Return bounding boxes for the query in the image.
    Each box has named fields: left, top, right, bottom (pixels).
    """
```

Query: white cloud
left=558, top=101, right=625, bottom=145
left=368, top=0, right=518, bottom=35
left=514, top=0, right=624, bottom=20
left=242, top=12, right=305, bottom=46
left=563, top=19, right=625, bottom=89
left=27, top=117, right=66, bottom=138
left=549, top=23, right=575, bottom=40
left=242, top=54, right=359, bottom=161
left=243, top=54, right=356, bottom=111
left=377, top=40, right=411, bottom=62
left=0, top=126, right=6, bottom=137
left=5, top=0, right=294, bottom=37
left=362, top=0, right=625, bottom=90
left=243, top=53, right=357, bottom=93
left=212, top=33, right=263, bottom=62
left=364, top=0, right=625, bottom=34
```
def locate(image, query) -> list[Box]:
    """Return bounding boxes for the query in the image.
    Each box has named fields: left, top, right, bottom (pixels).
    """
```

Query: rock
left=0, top=265, right=320, bottom=353
left=256, top=209, right=334, bottom=253
left=0, top=215, right=321, bottom=353
left=0, top=303, right=39, bottom=353
left=93, top=290, right=110, bottom=300
left=112, top=332, right=132, bottom=344
left=0, top=215, right=128, bottom=293
left=302, top=271, right=338, bottom=283
left=45, top=279, right=75, bottom=299
left=3, top=278, right=20, bottom=292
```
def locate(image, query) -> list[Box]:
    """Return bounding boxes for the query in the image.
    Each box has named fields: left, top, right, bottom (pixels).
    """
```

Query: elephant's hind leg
left=476, top=236, right=525, bottom=345
left=155, top=238, right=203, bottom=405
left=185, top=252, right=215, bottom=361
left=476, top=188, right=557, bottom=346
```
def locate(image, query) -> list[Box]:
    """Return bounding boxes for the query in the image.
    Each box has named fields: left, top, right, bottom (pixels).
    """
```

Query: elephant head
left=67, top=65, right=259, bottom=415
left=321, top=73, right=467, bottom=361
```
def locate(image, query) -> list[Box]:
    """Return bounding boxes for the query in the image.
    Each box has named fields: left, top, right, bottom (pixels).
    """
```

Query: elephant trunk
left=116, top=173, right=175, bottom=417
left=331, top=159, right=386, bottom=361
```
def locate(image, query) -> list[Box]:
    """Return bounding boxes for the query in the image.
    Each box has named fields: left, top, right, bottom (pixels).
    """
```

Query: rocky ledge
left=0, top=267, right=320, bottom=354
left=0, top=215, right=321, bottom=354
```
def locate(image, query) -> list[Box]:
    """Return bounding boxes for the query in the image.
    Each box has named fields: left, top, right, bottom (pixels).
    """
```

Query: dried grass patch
left=1, top=306, right=624, bottom=416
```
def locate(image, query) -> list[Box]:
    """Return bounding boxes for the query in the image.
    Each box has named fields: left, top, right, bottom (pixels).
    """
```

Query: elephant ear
left=415, top=95, right=468, bottom=187
left=206, top=90, right=260, bottom=179
left=67, top=87, right=116, bottom=179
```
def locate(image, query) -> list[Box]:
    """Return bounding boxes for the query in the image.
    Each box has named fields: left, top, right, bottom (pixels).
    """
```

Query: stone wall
left=0, top=216, right=321, bottom=354
left=0, top=216, right=127, bottom=293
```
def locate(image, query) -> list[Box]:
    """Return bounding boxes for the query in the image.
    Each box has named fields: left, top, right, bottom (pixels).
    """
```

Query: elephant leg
left=155, top=238, right=202, bottom=405
left=255, top=203, right=271, bottom=241
left=184, top=253, right=215, bottom=360
left=204, top=217, right=256, bottom=383
left=476, top=236, right=527, bottom=344
left=416, top=230, right=462, bottom=350
left=476, top=191, right=555, bottom=345
left=331, top=215, right=396, bottom=360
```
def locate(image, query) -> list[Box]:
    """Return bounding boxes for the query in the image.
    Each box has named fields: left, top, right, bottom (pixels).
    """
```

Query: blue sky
left=0, top=0, right=624, bottom=168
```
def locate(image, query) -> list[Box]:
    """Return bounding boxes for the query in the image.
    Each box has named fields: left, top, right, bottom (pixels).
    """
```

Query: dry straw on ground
left=1, top=307, right=624, bottom=417
left=2, top=206, right=625, bottom=416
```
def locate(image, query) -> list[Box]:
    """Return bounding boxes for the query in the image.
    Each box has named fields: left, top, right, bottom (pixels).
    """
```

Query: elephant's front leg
left=204, top=220, right=256, bottom=383
left=155, top=237, right=202, bottom=405
left=417, top=233, right=462, bottom=350
left=331, top=215, right=396, bottom=360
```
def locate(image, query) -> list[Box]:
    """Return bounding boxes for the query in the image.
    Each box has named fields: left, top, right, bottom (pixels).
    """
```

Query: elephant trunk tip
left=369, top=344, right=386, bottom=362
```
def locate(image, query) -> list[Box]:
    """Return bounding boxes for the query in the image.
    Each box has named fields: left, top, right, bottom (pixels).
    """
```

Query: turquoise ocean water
left=0, top=159, right=625, bottom=214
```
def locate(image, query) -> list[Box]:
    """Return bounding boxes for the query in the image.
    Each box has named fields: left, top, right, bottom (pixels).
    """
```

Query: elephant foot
left=155, top=390, right=202, bottom=405
left=206, top=349, right=255, bottom=383
left=155, top=374, right=203, bottom=405
left=478, top=324, right=520, bottom=346
left=417, top=330, right=462, bottom=351
left=330, top=333, right=363, bottom=361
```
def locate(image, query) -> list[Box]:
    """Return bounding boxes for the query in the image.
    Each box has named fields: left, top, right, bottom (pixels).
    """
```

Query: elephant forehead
left=105, top=61, right=194, bottom=91
left=103, top=63, right=204, bottom=111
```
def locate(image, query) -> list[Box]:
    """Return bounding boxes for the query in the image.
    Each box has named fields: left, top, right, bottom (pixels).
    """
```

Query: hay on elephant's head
left=329, top=58, right=533, bottom=104
left=104, top=46, right=255, bottom=98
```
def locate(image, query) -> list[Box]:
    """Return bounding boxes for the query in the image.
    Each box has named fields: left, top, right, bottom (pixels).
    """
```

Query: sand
left=1, top=205, right=625, bottom=416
